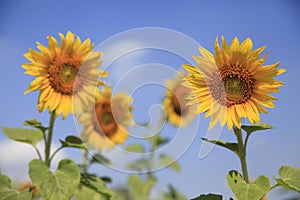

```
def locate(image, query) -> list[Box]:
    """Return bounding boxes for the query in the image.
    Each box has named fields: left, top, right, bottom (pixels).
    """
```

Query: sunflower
left=163, top=70, right=197, bottom=127
left=79, top=85, right=134, bottom=151
left=22, top=31, right=107, bottom=119
left=183, top=36, right=285, bottom=130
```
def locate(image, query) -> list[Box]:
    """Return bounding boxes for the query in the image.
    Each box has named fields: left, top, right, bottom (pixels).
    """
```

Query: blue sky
left=0, top=0, right=299, bottom=199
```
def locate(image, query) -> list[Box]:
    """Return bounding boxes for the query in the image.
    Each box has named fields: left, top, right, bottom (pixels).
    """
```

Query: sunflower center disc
left=61, top=65, right=77, bottom=84
left=224, top=75, right=245, bottom=102
left=94, top=101, right=118, bottom=138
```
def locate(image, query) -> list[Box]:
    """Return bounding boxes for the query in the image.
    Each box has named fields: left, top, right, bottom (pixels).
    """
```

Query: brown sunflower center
left=61, top=65, right=77, bottom=84
left=48, top=56, right=81, bottom=95
left=171, top=84, right=190, bottom=116
left=209, top=65, right=254, bottom=107
left=94, top=100, right=118, bottom=138
left=224, top=75, right=245, bottom=102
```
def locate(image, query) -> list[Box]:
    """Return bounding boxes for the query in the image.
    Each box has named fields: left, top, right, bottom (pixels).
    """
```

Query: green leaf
left=159, top=154, right=181, bottom=172
left=74, top=186, right=105, bottom=200
left=2, top=127, right=43, bottom=146
left=29, top=159, right=80, bottom=200
left=124, top=144, right=144, bottom=153
left=126, top=158, right=149, bottom=171
left=90, top=153, right=111, bottom=165
left=274, top=166, right=300, bottom=192
left=201, top=138, right=239, bottom=156
left=127, top=175, right=156, bottom=199
left=241, top=123, right=273, bottom=135
left=226, top=170, right=270, bottom=200
left=23, top=118, right=48, bottom=131
left=60, top=136, right=86, bottom=149
left=191, top=193, right=223, bottom=200
left=80, top=173, right=114, bottom=198
left=0, top=175, right=31, bottom=200
left=163, top=185, right=186, bottom=200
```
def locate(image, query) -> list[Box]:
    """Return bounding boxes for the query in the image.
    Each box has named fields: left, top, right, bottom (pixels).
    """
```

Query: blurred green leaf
left=126, top=158, right=149, bottom=171
left=241, top=123, right=273, bottom=135
left=226, top=170, right=270, bottom=200
left=201, top=138, right=239, bottom=156
left=127, top=175, right=156, bottom=199
left=163, top=185, right=186, bottom=200
left=124, top=144, right=144, bottom=153
left=74, top=185, right=111, bottom=200
left=23, top=118, right=48, bottom=132
left=80, top=173, right=114, bottom=198
left=274, top=166, right=300, bottom=193
left=90, top=153, right=111, bottom=165
left=2, top=127, right=43, bottom=146
left=0, top=174, right=31, bottom=200
left=60, top=136, right=86, bottom=149
left=29, top=159, right=80, bottom=200
left=191, top=193, right=223, bottom=200
left=159, top=154, right=181, bottom=172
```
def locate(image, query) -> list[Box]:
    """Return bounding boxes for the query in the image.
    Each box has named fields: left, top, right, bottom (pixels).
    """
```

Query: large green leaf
left=127, top=175, right=156, bottom=199
left=274, top=166, right=300, bottom=193
left=0, top=175, right=31, bottom=200
left=241, top=123, right=273, bottom=135
left=80, top=173, right=114, bottom=199
left=29, top=159, right=80, bottom=200
left=159, top=154, right=181, bottom=172
left=60, top=135, right=86, bottom=149
left=227, top=170, right=270, bottom=200
left=2, top=127, right=43, bottom=146
left=201, top=138, right=239, bottom=156
left=191, top=193, right=223, bottom=200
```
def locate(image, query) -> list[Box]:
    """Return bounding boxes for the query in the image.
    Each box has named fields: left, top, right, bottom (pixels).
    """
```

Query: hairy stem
left=45, top=112, right=56, bottom=167
left=234, top=127, right=249, bottom=183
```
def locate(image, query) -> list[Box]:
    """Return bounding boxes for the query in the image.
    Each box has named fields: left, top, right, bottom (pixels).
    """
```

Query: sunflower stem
left=45, top=112, right=56, bottom=168
left=81, top=149, right=88, bottom=174
left=234, top=127, right=249, bottom=183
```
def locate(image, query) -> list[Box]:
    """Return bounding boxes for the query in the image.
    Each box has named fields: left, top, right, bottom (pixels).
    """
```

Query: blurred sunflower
left=23, top=31, right=107, bottom=119
left=163, top=71, right=197, bottom=127
left=183, top=36, right=285, bottom=130
left=79, top=85, right=134, bottom=151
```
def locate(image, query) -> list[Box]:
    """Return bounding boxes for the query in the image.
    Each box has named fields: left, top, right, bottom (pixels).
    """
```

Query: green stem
left=269, top=183, right=279, bottom=191
left=34, top=146, right=42, bottom=160
left=48, top=146, right=64, bottom=165
left=45, top=112, right=56, bottom=167
left=234, top=127, right=249, bottom=183
left=81, top=149, right=88, bottom=174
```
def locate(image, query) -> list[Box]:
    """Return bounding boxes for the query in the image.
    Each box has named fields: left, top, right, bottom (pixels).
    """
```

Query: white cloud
left=0, top=139, right=66, bottom=181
